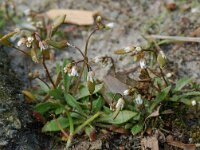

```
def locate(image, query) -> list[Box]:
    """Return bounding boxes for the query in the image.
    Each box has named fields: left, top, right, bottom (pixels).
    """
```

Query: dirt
left=2, top=0, right=200, bottom=149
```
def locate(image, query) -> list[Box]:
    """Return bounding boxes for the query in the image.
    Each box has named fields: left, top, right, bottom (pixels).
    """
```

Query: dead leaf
left=110, top=125, right=128, bottom=134
left=46, top=9, right=97, bottom=25
left=146, top=105, right=161, bottom=120
left=167, top=141, right=196, bottom=150
left=141, top=136, right=159, bottom=150
left=22, top=90, right=36, bottom=103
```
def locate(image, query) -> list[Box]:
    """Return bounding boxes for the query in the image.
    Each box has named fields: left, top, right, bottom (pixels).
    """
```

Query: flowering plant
left=0, top=13, right=199, bottom=148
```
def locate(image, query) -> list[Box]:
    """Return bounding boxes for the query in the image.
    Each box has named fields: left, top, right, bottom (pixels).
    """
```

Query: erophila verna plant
left=0, top=14, right=200, bottom=148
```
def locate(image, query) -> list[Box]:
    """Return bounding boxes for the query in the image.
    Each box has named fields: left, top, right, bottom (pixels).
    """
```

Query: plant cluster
left=0, top=13, right=199, bottom=148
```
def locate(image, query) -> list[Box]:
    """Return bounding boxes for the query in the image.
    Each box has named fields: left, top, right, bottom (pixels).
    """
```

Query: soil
left=1, top=0, right=200, bottom=149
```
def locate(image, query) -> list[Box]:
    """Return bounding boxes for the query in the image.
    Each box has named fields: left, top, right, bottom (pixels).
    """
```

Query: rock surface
left=0, top=47, right=51, bottom=150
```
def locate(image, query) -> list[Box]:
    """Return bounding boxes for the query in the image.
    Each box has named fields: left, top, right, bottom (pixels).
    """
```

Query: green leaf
left=174, top=77, right=192, bottom=92
left=42, top=116, right=69, bottom=132
left=131, top=123, right=143, bottom=135
left=92, top=96, right=104, bottom=113
left=98, top=110, right=137, bottom=125
left=55, top=106, right=65, bottom=115
left=180, top=96, right=200, bottom=105
left=64, top=93, right=84, bottom=115
left=34, top=101, right=60, bottom=114
left=52, top=15, right=66, bottom=31
left=37, top=79, right=50, bottom=93
left=49, top=86, right=63, bottom=100
left=149, top=86, right=171, bottom=112
left=62, top=59, right=71, bottom=92
left=76, top=84, right=103, bottom=100
left=170, top=91, right=200, bottom=102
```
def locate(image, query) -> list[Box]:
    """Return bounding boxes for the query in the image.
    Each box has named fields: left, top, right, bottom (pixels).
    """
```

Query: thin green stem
left=66, top=111, right=74, bottom=148
left=73, top=111, right=101, bottom=136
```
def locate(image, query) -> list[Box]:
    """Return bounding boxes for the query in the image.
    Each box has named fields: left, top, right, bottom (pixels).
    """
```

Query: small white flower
left=39, top=41, right=48, bottom=51
left=166, top=73, right=172, bottom=78
left=160, top=51, right=166, bottom=59
left=87, top=71, right=95, bottom=83
left=123, top=89, right=130, bottom=96
left=27, top=36, right=34, bottom=43
left=36, top=21, right=43, bottom=28
left=135, top=46, right=142, bottom=52
left=64, top=67, right=67, bottom=73
left=124, top=46, right=133, bottom=53
left=94, top=56, right=103, bottom=63
left=69, top=66, right=79, bottom=77
left=191, top=100, right=196, bottom=106
left=116, top=98, right=125, bottom=110
left=26, top=42, right=32, bottom=48
left=17, top=38, right=26, bottom=47
left=105, top=22, right=115, bottom=29
left=139, top=59, right=146, bottom=69
left=135, top=94, right=143, bottom=105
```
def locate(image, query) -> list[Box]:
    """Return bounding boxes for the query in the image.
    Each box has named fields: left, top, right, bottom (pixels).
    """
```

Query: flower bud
left=135, top=46, right=142, bottom=52
left=69, top=66, right=79, bottom=77
left=39, top=41, right=49, bottom=51
left=135, top=94, right=143, bottom=105
left=139, top=59, right=147, bottom=69
left=157, top=50, right=166, bottom=68
left=105, top=22, right=115, bottom=30
left=96, top=16, right=102, bottom=23
left=116, top=98, right=125, bottom=110
left=17, top=38, right=26, bottom=47
left=27, top=36, right=34, bottom=43
left=87, top=71, right=95, bottom=94
left=191, top=100, right=196, bottom=106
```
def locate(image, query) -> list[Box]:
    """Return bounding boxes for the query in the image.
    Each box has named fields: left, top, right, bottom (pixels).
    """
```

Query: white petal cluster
left=116, top=98, right=125, bottom=110
left=139, top=59, right=147, bottom=69
left=123, top=89, right=130, bottom=96
left=87, top=71, right=95, bottom=83
left=39, top=41, right=48, bottom=51
left=191, top=100, right=196, bottom=106
left=69, top=66, right=79, bottom=77
left=105, top=22, right=115, bottom=29
left=135, top=94, right=143, bottom=105
left=135, top=46, right=142, bottom=52
left=17, top=36, right=34, bottom=48
left=17, top=38, right=26, bottom=47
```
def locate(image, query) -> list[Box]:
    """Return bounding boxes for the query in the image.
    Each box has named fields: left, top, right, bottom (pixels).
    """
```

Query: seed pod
left=157, top=51, right=166, bottom=68
left=87, top=81, right=95, bottom=94
left=87, top=71, right=95, bottom=94
left=46, top=39, right=68, bottom=49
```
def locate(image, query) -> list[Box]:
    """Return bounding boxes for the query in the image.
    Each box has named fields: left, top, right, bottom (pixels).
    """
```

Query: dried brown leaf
left=141, top=136, right=159, bottom=150
left=167, top=141, right=196, bottom=150
left=146, top=105, right=161, bottom=120
left=46, top=9, right=97, bottom=25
